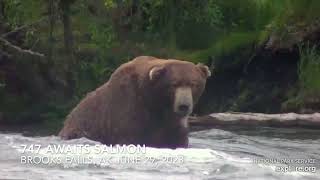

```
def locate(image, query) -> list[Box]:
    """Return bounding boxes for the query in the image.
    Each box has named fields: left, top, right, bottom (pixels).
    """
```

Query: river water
left=0, top=127, right=319, bottom=180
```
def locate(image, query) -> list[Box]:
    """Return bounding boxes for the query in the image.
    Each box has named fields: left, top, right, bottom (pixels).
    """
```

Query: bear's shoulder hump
left=132, top=56, right=158, bottom=62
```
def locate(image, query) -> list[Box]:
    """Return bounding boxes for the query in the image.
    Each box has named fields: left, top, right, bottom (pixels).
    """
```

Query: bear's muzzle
left=174, top=87, right=193, bottom=117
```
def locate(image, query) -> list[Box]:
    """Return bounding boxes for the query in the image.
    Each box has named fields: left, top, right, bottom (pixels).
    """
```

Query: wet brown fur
left=59, top=56, right=209, bottom=148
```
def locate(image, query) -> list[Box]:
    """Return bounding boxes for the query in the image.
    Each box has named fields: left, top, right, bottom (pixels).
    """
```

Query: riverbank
left=190, top=112, right=320, bottom=130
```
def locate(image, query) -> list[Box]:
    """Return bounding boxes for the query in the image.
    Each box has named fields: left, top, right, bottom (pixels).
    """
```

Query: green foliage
left=298, top=44, right=320, bottom=97
left=136, top=0, right=223, bottom=29
left=104, top=0, right=116, bottom=9
left=4, top=0, right=43, bottom=27
left=214, top=0, right=276, bottom=31
left=269, top=0, right=320, bottom=37
left=89, top=23, right=116, bottom=52
left=2, top=0, right=320, bottom=127
left=280, top=0, right=320, bottom=23
left=40, top=99, right=77, bottom=133
left=103, top=0, right=223, bottom=50
left=185, top=31, right=260, bottom=64
left=282, top=43, right=320, bottom=112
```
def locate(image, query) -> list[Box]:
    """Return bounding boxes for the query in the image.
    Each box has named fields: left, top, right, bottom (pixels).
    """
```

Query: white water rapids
left=0, top=127, right=319, bottom=180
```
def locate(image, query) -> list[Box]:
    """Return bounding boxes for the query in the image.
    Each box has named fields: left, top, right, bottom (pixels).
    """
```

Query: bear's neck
left=146, top=111, right=189, bottom=148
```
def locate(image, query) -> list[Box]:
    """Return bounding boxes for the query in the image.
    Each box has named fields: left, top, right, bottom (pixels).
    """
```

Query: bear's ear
left=149, top=66, right=166, bottom=81
left=196, top=63, right=212, bottom=78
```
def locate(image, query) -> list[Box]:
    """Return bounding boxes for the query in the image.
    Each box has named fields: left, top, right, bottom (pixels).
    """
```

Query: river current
left=0, top=127, right=319, bottom=180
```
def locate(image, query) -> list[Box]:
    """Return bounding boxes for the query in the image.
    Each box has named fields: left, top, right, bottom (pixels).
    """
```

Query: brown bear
left=59, top=56, right=211, bottom=148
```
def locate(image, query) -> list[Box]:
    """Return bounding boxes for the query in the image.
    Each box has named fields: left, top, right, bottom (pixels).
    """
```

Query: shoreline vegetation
left=0, top=0, right=320, bottom=133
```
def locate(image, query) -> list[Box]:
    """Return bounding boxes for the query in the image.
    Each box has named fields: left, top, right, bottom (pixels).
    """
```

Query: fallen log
left=189, top=112, right=320, bottom=129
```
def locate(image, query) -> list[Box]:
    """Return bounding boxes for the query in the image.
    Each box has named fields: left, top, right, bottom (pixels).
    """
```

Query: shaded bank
left=194, top=48, right=300, bottom=114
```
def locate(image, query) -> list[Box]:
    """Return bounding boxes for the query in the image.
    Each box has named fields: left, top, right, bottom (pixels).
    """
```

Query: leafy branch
left=0, top=18, right=47, bottom=58
left=0, top=37, right=45, bottom=58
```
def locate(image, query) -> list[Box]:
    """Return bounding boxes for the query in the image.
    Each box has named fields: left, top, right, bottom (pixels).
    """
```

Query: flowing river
left=0, top=127, right=319, bottom=180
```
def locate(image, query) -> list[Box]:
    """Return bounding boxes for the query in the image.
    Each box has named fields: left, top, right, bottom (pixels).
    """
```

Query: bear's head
left=148, top=60, right=211, bottom=123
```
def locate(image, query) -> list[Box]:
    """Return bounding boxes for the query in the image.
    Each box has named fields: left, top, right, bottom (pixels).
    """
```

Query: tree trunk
left=189, top=112, right=320, bottom=130
left=0, top=0, right=6, bottom=36
left=59, top=1, right=74, bottom=56
left=47, top=0, right=56, bottom=62
left=59, top=0, right=76, bottom=97
left=167, top=0, right=177, bottom=53
left=0, top=0, right=5, bottom=21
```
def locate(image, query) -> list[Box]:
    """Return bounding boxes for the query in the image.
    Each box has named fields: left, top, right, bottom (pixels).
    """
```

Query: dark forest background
left=0, top=0, right=320, bottom=133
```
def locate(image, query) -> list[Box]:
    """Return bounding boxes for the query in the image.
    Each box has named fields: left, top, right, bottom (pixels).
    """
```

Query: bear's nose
left=178, top=104, right=190, bottom=114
